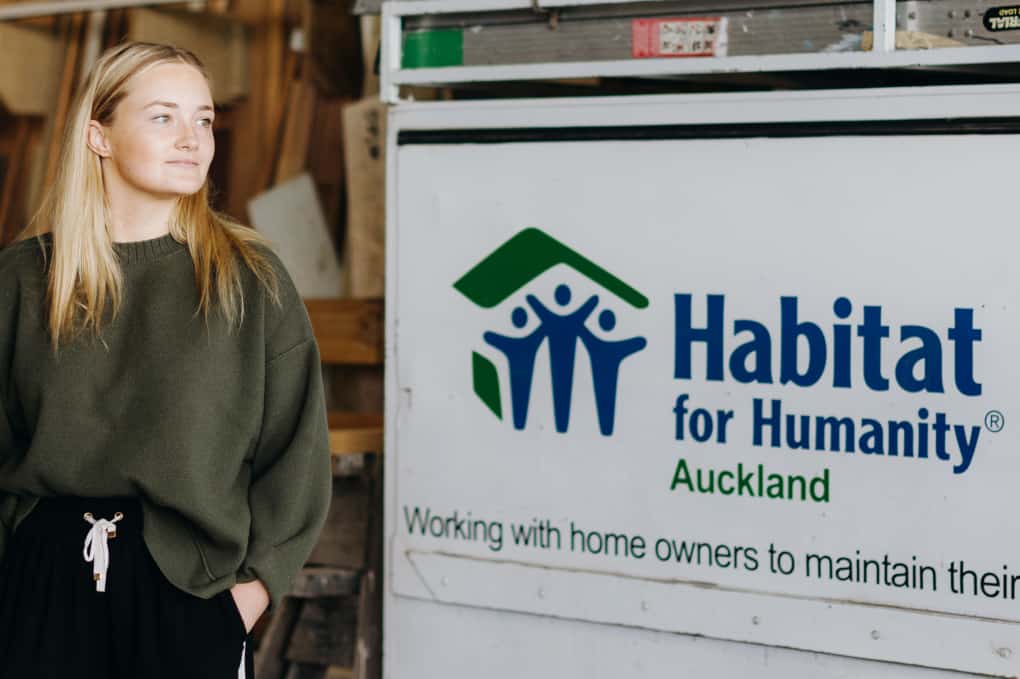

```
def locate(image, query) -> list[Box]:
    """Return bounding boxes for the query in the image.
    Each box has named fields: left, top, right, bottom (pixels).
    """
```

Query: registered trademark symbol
left=985, top=410, right=1005, bottom=433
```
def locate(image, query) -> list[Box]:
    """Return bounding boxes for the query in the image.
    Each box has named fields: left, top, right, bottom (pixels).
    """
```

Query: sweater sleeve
left=0, top=388, right=14, bottom=559
left=0, top=249, right=22, bottom=563
left=237, top=260, right=332, bottom=612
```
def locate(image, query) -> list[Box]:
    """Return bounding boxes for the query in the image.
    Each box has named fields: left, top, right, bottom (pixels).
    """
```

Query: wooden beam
left=273, top=74, right=316, bottom=185
left=253, top=595, right=302, bottom=679
left=289, top=567, right=361, bottom=598
left=42, top=12, right=85, bottom=189
left=328, top=412, right=382, bottom=457
left=0, top=0, right=182, bottom=20
left=227, top=0, right=287, bottom=220
left=0, top=117, right=36, bottom=245
left=341, top=98, right=386, bottom=298
left=305, top=298, right=382, bottom=365
left=307, top=96, right=351, bottom=238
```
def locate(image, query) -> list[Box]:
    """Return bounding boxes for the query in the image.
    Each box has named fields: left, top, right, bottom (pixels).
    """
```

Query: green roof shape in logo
left=454, top=227, right=648, bottom=424
left=454, top=228, right=649, bottom=309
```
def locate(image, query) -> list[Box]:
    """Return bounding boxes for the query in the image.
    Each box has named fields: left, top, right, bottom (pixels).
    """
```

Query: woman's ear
left=86, top=120, right=112, bottom=159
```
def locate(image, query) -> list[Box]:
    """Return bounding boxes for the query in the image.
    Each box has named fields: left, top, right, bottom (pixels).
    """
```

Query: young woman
left=0, top=42, right=331, bottom=678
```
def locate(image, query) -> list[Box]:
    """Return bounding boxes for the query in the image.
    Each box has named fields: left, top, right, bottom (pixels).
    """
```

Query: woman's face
left=89, top=62, right=215, bottom=199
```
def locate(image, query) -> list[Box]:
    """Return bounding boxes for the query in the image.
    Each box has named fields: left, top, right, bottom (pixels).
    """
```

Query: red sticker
left=632, top=17, right=728, bottom=58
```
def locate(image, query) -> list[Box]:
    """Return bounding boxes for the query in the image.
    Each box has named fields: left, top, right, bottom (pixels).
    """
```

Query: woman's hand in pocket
left=229, top=579, right=270, bottom=633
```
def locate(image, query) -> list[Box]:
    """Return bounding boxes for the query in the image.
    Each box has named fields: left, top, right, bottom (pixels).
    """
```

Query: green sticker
left=402, top=29, right=464, bottom=68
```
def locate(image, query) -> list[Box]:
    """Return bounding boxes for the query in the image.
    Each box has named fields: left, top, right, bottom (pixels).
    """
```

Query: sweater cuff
left=238, top=549, right=288, bottom=614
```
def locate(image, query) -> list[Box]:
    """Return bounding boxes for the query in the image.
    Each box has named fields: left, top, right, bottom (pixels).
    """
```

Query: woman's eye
left=153, top=114, right=170, bottom=123
left=198, top=118, right=214, bottom=128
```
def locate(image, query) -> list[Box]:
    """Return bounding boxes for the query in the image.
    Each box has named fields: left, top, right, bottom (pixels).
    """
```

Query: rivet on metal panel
left=995, top=647, right=1012, bottom=659
left=440, top=576, right=448, bottom=587
left=640, top=600, right=649, bottom=612
left=903, top=1, right=920, bottom=30
left=870, top=630, right=881, bottom=640
left=752, top=616, right=761, bottom=625
left=537, top=587, right=546, bottom=599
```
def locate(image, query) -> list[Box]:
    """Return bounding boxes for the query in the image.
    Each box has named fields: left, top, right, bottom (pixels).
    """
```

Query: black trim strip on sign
left=397, top=117, right=1020, bottom=145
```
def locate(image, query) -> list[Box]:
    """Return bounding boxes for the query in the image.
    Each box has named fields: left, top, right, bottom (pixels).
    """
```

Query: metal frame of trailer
left=378, top=0, right=1020, bottom=103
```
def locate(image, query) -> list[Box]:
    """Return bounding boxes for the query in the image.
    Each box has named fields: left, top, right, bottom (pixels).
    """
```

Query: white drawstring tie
left=82, top=511, right=124, bottom=592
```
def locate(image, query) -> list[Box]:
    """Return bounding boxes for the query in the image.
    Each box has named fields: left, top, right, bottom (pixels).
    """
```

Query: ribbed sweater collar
left=112, top=232, right=187, bottom=264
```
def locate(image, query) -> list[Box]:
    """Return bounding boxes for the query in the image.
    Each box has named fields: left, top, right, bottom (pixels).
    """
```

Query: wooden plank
left=327, top=412, right=381, bottom=430
left=285, top=596, right=358, bottom=667
left=259, top=0, right=290, bottom=190
left=305, top=298, right=383, bottom=365
left=328, top=367, right=383, bottom=418
left=306, top=96, right=351, bottom=237
left=305, top=0, right=363, bottom=99
left=42, top=12, right=84, bottom=190
left=353, top=453, right=383, bottom=679
left=0, top=117, right=35, bottom=246
left=359, top=15, right=380, bottom=99
left=77, top=8, right=105, bottom=83
left=290, top=567, right=361, bottom=599
left=254, top=596, right=303, bottom=679
left=329, top=427, right=382, bottom=457
left=307, top=475, right=369, bottom=569
left=102, top=8, right=130, bottom=49
left=341, top=98, right=386, bottom=298
left=256, top=45, right=299, bottom=193
left=284, top=664, right=329, bottom=679
left=273, top=74, right=317, bottom=185
left=224, top=0, right=287, bottom=220
left=20, top=116, right=46, bottom=240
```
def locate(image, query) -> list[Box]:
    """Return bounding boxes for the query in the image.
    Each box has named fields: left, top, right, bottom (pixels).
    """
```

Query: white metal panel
left=385, top=86, right=1020, bottom=678
left=386, top=596, right=985, bottom=679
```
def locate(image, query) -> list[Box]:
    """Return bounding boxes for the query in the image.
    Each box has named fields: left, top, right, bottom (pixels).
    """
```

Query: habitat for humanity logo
left=454, top=228, right=649, bottom=436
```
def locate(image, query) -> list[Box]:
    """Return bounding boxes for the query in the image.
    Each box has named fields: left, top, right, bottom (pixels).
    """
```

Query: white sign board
left=386, top=87, right=1020, bottom=677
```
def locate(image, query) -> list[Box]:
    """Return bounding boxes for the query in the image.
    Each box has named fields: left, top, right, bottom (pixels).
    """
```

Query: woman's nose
left=176, top=125, right=199, bottom=151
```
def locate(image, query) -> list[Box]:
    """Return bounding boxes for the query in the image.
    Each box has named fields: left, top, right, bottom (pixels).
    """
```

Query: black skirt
left=0, top=496, right=254, bottom=678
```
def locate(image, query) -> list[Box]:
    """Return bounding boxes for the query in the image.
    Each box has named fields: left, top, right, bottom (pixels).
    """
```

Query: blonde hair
left=18, top=41, right=281, bottom=351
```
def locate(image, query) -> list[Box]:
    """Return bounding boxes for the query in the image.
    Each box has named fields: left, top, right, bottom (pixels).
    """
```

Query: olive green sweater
left=0, top=232, right=331, bottom=612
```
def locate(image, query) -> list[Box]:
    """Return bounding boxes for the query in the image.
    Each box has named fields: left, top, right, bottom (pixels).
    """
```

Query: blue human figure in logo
left=525, top=284, right=599, bottom=433
left=579, top=309, right=647, bottom=436
left=483, top=306, right=548, bottom=430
